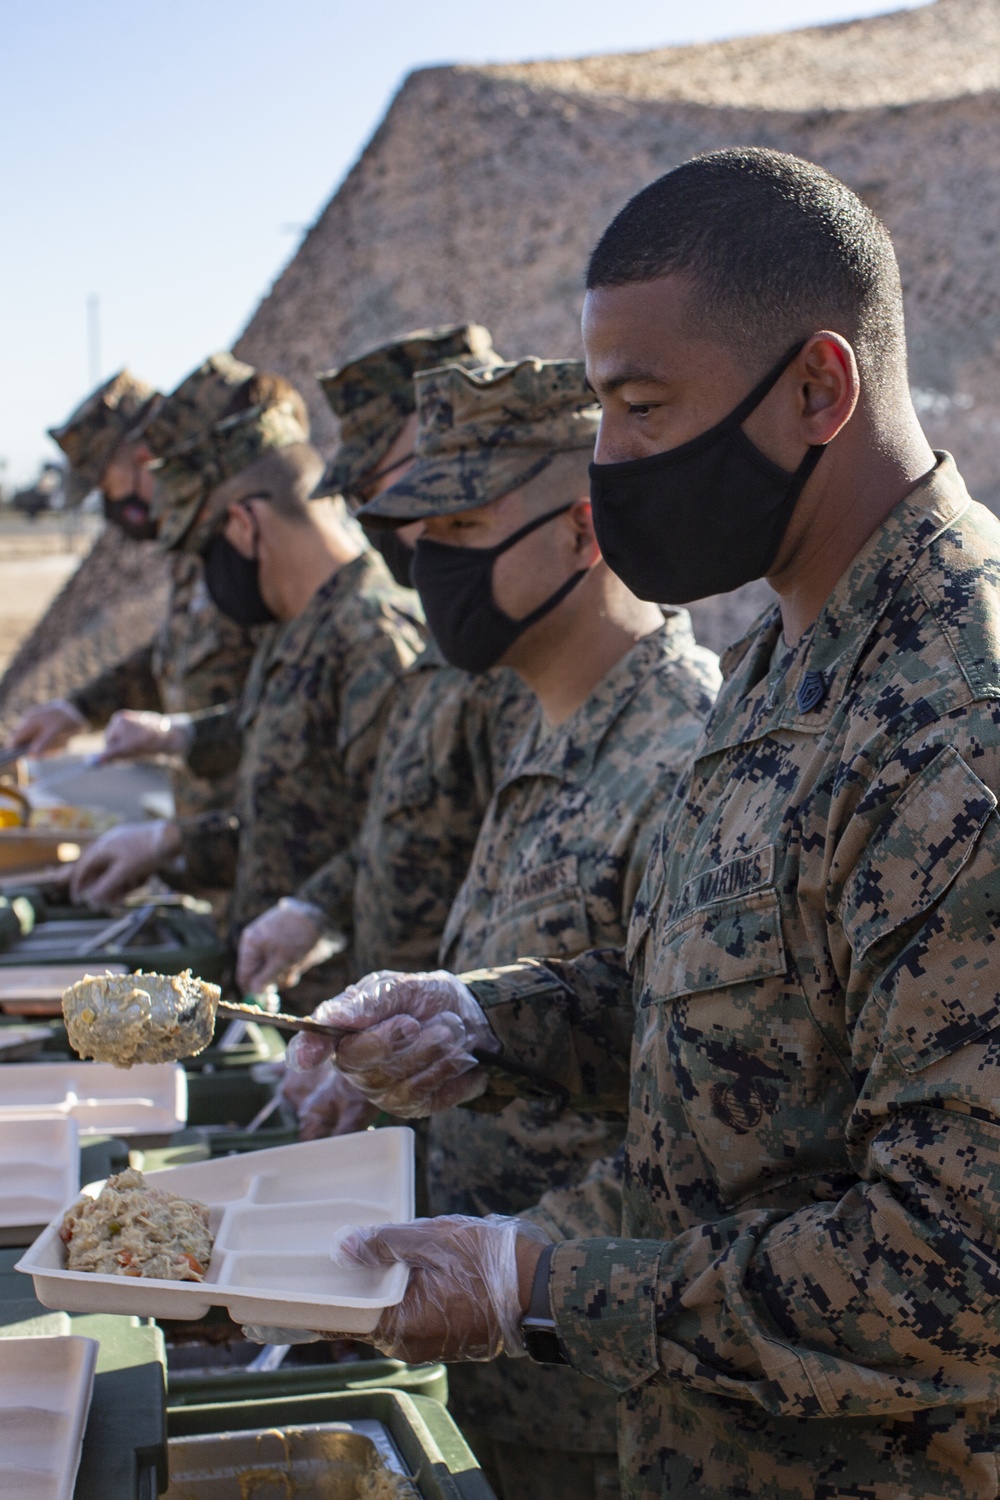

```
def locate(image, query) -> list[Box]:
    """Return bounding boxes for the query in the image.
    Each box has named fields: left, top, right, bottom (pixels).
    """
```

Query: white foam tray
left=18, top=1127, right=414, bottom=1335
left=0, top=1334, right=98, bottom=1500
left=0, top=1060, right=186, bottom=1135
left=0, top=1116, right=79, bottom=1229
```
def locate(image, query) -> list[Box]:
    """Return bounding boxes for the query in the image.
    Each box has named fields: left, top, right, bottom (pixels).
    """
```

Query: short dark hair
left=222, top=371, right=311, bottom=436
left=587, top=148, right=907, bottom=402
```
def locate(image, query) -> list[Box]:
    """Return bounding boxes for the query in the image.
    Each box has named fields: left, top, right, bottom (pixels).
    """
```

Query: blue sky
left=0, top=0, right=924, bottom=485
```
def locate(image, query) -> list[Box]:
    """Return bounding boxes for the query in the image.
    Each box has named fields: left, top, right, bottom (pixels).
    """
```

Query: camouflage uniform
left=461, top=456, right=1000, bottom=1499
left=179, top=551, right=424, bottom=1002
left=297, top=641, right=533, bottom=976
left=359, top=357, right=721, bottom=1500
left=436, top=620, right=719, bottom=1497
left=152, top=401, right=426, bottom=1002
left=286, top=323, right=523, bottom=979
left=61, top=356, right=264, bottom=819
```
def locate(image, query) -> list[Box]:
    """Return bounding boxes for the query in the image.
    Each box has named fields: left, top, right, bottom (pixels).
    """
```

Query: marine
left=295, top=354, right=720, bottom=1498
left=286, top=150, right=1000, bottom=1500
left=7, top=357, right=296, bottom=824
left=69, top=397, right=424, bottom=1008
left=235, top=326, right=534, bottom=1036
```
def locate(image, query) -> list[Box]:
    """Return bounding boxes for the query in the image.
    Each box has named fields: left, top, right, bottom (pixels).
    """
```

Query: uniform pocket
left=644, top=888, right=788, bottom=1005
left=840, top=745, right=996, bottom=964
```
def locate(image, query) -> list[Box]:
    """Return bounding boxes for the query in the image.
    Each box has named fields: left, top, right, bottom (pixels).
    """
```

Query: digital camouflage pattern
left=297, top=639, right=535, bottom=976
left=319, top=324, right=499, bottom=501
left=151, top=398, right=309, bottom=554
left=435, top=618, right=720, bottom=1475
left=49, top=369, right=159, bottom=506
left=462, top=457, right=1000, bottom=1499
left=139, top=351, right=255, bottom=459
left=178, top=550, right=425, bottom=1004
left=69, top=551, right=259, bottom=820
left=357, top=358, right=601, bottom=526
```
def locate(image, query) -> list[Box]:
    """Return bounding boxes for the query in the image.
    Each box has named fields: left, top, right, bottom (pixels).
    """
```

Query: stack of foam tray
left=0, top=1060, right=187, bottom=1138
left=0, top=1248, right=168, bottom=1500
left=0, top=1115, right=79, bottom=1249
left=0, top=1333, right=98, bottom=1499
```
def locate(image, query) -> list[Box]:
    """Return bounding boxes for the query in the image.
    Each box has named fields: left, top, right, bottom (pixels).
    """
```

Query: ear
left=568, top=496, right=601, bottom=566
left=795, top=333, right=859, bottom=446
left=222, top=501, right=258, bottom=558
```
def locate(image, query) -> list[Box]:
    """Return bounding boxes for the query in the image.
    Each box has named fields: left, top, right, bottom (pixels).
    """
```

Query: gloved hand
left=6, top=699, right=87, bottom=756
left=297, top=1067, right=380, bottom=1140
left=328, top=1214, right=551, bottom=1364
left=236, top=898, right=337, bottom=993
left=100, top=710, right=193, bottom=764
left=68, top=819, right=181, bottom=906
left=285, top=970, right=498, bottom=1117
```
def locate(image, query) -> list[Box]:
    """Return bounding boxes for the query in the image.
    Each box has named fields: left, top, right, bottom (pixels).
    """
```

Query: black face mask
left=201, top=531, right=277, bottom=626
left=589, top=341, right=826, bottom=604
left=103, top=492, right=157, bottom=542
left=412, top=503, right=590, bottom=674
left=363, top=524, right=415, bottom=589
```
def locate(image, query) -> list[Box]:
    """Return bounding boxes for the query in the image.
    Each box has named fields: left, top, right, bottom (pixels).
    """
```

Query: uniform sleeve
left=463, top=948, right=634, bottom=1115
left=296, top=846, right=357, bottom=938
left=69, top=644, right=162, bottom=727
left=185, top=704, right=243, bottom=780
left=521, top=1147, right=624, bottom=1242
left=176, top=809, right=241, bottom=891
left=548, top=736, right=1000, bottom=1415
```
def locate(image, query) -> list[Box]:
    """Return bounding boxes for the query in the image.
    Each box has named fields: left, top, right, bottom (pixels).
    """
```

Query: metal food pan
left=163, top=1418, right=417, bottom=1498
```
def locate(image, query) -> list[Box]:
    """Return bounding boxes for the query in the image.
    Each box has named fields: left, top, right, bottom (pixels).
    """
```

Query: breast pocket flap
left=645, top=888, right=788, bottom=1006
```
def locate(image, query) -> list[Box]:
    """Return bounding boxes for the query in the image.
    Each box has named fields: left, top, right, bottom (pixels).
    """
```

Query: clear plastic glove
left=328, top=1214, right=551, bottom=1364
left=7, top=699, right=87, bottom=756
left=236, top=898, right=337, bottom=994
left=68, top=819, right=180, bottom=906
left=285, top=970, right=498, bottom=1118
left=100, top=710, right=193, bottom=764
left=297, top=1068, right=379, bottom=1140
left=241, top=1325, right=321, bottom=1345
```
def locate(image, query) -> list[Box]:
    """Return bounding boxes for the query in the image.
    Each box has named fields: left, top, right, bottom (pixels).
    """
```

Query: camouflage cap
left=48, top=369, right=160, bottom=506
left=152, top=398, right=309, bottom=553
left=139, top=351, right=255, bottom=459
left=357, top=358, right=600, bottom=526
left=319, top=324, right=500, bottom=499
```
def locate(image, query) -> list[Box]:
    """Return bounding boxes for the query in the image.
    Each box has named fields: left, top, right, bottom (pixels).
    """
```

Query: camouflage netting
left=7, top=0, right=996, bottom=702
left=0, top=526, right=170, bottom=737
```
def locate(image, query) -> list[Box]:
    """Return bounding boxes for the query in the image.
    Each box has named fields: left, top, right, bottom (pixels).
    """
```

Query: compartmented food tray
left=18, top=1127, right=414, bottom=1334
left=0, top=1334, right=98, bottom=1500
left=0, top=1059, right=186, bottom=1134
left=0, top=1116, right=79, bottom=1229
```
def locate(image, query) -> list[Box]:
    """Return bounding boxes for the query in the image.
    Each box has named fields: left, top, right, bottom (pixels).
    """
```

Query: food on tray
left=29, top=804, right=118, bottom=833
left=62, top=968, right=219, bottom=1066
left=60, top=1168, right=214, bottom=1281
left=358, top=1467, right=419, bottom=1499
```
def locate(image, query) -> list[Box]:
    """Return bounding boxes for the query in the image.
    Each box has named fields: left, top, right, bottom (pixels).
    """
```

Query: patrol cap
left=319, top=323, right=500, bottom=500
left=139, top=351, right=255, bottom=459
left=48, top=369, right=159, bottom=506
left=152, top=398, right=309, bottom=554
left=357, top=358, right=600, bottom=527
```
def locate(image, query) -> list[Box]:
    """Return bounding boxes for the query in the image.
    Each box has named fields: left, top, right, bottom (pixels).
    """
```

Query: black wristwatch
left=520, top=1243, right=568, bottom=1365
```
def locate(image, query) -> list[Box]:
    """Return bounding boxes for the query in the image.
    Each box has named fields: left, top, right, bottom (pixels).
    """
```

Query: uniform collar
left=499, top=611, right=696, bottom=789
left=698, top=453, right=972, bottom=759
left=265, top=551, right=375, bottom=667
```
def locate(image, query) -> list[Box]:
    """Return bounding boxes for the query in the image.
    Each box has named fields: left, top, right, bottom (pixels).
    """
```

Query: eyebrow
left=591, top=368, right=670, bottom=394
